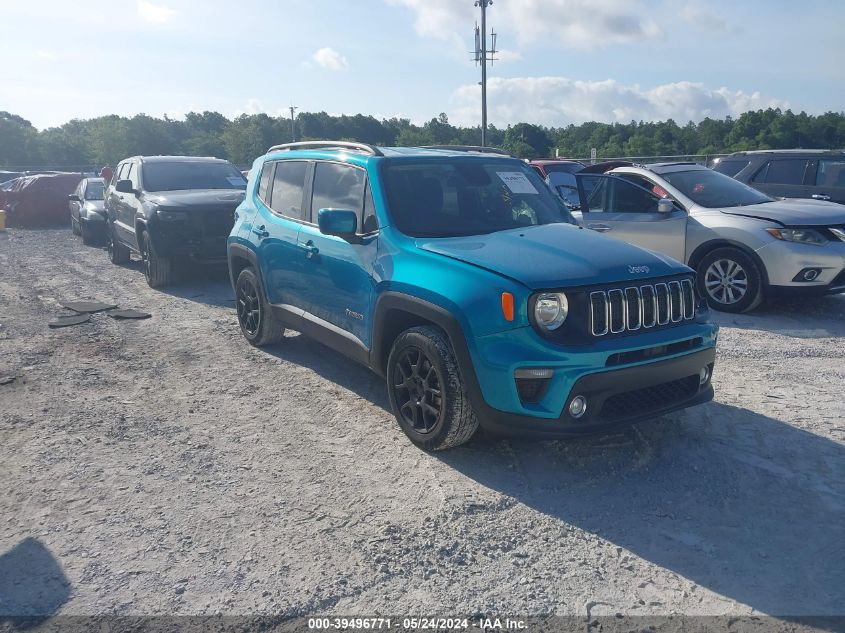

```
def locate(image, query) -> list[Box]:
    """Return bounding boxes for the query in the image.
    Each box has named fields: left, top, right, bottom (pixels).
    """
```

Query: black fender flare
left=688, top=239, right=770, bottom=288
left=370, top=291, right=485, bottom=399
left=227, top=243, right=260, bottom=293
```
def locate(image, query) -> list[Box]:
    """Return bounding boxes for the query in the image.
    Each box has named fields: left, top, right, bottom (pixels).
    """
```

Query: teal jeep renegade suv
left=227, top=142, right=718, bottom=450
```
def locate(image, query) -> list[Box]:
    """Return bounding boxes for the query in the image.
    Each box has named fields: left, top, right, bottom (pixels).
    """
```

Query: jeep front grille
left=590, top=279, right=695, bottom=337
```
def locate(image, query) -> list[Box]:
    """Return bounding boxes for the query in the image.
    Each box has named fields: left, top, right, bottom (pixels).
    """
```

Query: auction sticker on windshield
left=496, top=172, right=538, bottom=194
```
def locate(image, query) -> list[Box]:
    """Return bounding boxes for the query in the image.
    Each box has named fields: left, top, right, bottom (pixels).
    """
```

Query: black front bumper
left=475, top=347, right=716, bottom=438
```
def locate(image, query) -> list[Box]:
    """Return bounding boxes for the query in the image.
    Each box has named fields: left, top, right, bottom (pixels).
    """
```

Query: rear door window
left=269, top=161, right=308, bottom=220
left=752, top=159, right=808, bottom=185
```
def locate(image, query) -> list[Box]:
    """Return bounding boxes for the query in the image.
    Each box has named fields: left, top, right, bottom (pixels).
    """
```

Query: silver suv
left=548, top=162, right=845, bottom=312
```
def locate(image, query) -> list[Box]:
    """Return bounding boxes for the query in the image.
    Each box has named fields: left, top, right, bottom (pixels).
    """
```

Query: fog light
left=569, top=396, right=587, bottom=418
left=699, top=366, right=710, bottom=385
left=792, top=268, right=822, bottom=282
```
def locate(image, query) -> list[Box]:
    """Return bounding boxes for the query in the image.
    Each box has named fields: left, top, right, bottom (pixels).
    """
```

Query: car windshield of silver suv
left=662, top=169, right=772, bottom=208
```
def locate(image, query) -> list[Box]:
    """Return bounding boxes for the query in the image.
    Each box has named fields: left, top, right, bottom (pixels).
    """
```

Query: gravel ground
left=0, top=228, right=843, bottom=620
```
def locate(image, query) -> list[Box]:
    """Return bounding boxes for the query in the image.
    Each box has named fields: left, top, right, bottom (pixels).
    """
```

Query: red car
left=529, top=159, right=585, bottom=179
left=3, top=173, right=85, bottom=227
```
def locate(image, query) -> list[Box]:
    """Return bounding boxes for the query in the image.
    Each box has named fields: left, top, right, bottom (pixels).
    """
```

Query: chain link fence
left=566, top=153, right=730, bottom=167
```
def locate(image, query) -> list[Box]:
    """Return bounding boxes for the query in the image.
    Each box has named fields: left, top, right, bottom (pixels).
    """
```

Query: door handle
left=588, top=223, right=612, bottom=232
left=252, top=225, right=269, bottom=239
left=811, top=194, right=831, bottom=201
left=299, top=240, right=319, bottom=258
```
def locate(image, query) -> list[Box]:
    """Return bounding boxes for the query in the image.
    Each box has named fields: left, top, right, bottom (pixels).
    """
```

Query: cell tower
left=473, top=0, right=497, bottom=147
left=289, top=105, right=298, bottom=142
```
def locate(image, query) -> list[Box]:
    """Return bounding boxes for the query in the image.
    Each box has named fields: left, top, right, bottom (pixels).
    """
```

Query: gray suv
left=548, top=162, right=845, bottom=313
left=713, top=150, right=845, bottom=206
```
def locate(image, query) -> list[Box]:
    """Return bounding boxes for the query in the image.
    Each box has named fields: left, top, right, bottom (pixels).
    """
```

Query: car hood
left=143, top=189, right=245, bottom=209
left=718, top=199, right=845, bottom=226
left=417, top=223, right=688, bottom=290
left=83, top=200, right=104, bottom=212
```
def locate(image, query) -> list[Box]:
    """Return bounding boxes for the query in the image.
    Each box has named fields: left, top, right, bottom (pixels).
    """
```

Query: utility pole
left=473, top=0, right=496, bottom=147
left=289, top=105, right=298, bottom=142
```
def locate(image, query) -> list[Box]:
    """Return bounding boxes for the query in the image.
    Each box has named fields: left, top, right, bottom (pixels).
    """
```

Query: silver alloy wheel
left=704, top=258, right=749, bottom=305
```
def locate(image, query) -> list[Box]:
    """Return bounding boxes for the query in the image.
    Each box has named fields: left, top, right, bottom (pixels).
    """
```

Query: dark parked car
left=2, top=173, right=84, bottom=226
left=105, top=155, right=247, bottom=288
left=68, top=177, right=106, bottom=244
left=714, top=150, right=845, bottom=206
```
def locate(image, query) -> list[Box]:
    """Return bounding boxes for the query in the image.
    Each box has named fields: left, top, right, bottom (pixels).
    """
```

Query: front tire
left=140, top=230, right=172, bottom=288
left=71, top=215, right=81, bottom=236
left=696, top=247, right=763, bottom=313
left=235, top=267, right=285, bottom=347
left=387, top=325, right=479, bottom=451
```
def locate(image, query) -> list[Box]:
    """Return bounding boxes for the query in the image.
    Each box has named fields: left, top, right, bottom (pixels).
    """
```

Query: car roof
left=727, top=149, right=845, bottom=156
left=128, top=155, right=230, bottom=163
left=529, top=159, right=584, bottom=165
left=632, top=162, right=709, bottom=175
left=263, top=142, right=516, bottom=163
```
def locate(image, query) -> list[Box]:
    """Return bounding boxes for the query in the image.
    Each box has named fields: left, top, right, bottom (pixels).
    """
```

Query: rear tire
left=107, top=222, right=130, bottom=264
left=140, top=229, right=172, bottom=288
left=235, top=267, right=285, bottom=346
left=696, top=247, right=763, bottom=313
left=387, top=325, right=479, bottom=451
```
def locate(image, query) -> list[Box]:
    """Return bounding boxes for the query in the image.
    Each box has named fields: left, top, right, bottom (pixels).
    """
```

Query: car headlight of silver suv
left=533, top=292, right=569, bottom=331
left=766, top=227, right=828, bottom=246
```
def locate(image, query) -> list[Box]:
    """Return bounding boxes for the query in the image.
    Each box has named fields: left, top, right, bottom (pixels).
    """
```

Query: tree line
left=2, top=108, right=844, bottom=171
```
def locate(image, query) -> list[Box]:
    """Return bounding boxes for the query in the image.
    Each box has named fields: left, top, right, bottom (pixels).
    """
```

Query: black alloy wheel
left=233, top=267, right=285, bottom=347
left=391, top=346, right=445, bottom=435
left=236, top=274, right=262, bottom=337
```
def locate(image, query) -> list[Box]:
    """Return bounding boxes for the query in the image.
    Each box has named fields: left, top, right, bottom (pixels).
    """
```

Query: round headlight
left=534, top=292, right=568, bottom=331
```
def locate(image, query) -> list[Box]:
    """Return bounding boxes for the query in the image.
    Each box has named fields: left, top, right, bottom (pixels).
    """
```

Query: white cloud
left=312, top=47, right=349, bottom=72
left=35, top=50, right=56, bottom=61
left=494, top=49, right=523, bottom=64
left=137, top=0, right=176, bottom=24
left=681, top=1, right=737, bottom=34
left=449, top=76, right=788, bottom=127
left=388, top=0, right=660, bottom=49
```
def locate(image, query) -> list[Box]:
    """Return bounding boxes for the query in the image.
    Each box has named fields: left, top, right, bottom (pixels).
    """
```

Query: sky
left=1, top=0, right=843, bottom=130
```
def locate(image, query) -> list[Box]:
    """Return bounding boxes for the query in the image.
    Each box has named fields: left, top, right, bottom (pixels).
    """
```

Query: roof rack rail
left=266, top=141, right=383, bottom=156
left=422, top=145, right=512, bottom=156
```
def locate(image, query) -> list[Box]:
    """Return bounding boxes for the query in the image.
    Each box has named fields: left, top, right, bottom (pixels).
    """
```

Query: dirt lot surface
left=1, top=228, right=843, bottom=620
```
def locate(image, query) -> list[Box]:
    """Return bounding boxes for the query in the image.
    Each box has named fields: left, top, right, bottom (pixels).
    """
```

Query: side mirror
left=317, top=208, right=358, bottom=239
left=68, top=194, right=80, bottom=202
left=657, top=198, right=675, bottom=214
left=115, top=179, right=135, bottom=194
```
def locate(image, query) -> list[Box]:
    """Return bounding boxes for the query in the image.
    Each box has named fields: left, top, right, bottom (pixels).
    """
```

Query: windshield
left=142, top=162, right=247, bottom=192
left=662, top=169, right=772, bottom=208
left=84, top=182, right=105, bottom=200
left=383, top=159, right=576, bottom=237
